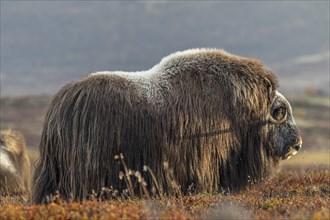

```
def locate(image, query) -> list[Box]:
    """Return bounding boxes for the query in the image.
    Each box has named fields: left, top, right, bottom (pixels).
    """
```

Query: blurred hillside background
left=0, top=1, right=329, bottom=166
left=1, top=1, right=329, bottom=96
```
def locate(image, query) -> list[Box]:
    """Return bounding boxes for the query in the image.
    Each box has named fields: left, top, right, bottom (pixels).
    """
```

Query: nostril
left=294, top=144, right=301, bottom=151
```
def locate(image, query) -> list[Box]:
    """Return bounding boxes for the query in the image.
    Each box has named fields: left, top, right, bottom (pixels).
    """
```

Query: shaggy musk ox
left=32, top=48, right=302, bottom=203
left=0, top=129, right=30, bottom=195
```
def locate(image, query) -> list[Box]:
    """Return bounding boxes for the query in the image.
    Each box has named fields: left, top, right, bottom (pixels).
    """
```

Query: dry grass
left=0, top=166, right=329, bottom=220
left=1, top=151, right=330, bottom=219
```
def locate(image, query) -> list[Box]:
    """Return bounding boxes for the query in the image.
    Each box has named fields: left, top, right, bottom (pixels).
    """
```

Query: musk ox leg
left=32, top=159, right=58, bottom=203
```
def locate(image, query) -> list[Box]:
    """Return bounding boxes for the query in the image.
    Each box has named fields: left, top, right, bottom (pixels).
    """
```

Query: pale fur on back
left=90, top=48, right=246, bottom=108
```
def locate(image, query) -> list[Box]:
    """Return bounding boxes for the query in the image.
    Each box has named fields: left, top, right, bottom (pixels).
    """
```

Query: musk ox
left=0, top=129, right=30, bottom=195
left=32, top=48, right=302, bottom=203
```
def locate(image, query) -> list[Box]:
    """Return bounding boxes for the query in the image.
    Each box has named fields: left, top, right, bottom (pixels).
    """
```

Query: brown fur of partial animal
left=0, top=129, right=30, bottom=196
left=33, top=49, right=292, bottom=203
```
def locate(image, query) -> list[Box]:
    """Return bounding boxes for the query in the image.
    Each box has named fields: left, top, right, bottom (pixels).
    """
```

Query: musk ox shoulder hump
left=89, top=48, right=278, bottom=109
left=90, top=48, right=277, bottom=86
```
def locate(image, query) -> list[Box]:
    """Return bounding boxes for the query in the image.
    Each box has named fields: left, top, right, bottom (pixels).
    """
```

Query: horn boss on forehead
left=32, top=48, right=302, bottom=203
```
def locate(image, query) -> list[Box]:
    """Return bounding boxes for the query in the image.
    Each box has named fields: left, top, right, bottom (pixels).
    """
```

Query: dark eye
left=271, top=105, right=287, bottom=122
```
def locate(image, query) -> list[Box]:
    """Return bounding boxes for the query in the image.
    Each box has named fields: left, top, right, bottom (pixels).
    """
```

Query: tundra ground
left=0, top=163, right=329, bottom=219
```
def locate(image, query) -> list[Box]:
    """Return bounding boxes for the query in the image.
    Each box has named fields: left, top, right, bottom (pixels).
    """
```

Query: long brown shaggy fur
left=0, top=129, right=30, bottom=195
left=33, top=48, right=282, bottom=203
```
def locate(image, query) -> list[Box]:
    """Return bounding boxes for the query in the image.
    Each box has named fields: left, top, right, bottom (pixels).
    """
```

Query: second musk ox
left=32, top=48, right=302, bottom=203
left=0, top=129, right=31, bottom=196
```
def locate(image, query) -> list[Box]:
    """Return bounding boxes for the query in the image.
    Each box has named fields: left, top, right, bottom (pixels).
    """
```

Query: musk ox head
left=268, top=91, right=302, bottom=160
left=32, top=48, right=302, bottom=203
left=0, top=129, right=30, bottom=196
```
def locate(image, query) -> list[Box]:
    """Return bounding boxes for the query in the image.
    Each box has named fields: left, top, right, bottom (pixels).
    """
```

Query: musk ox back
left=32, top=48, right=302, bottom=203
left=0, top=129, right=30, bottom=196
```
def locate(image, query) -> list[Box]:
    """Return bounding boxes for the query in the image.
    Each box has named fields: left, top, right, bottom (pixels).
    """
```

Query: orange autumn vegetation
left=0, top=166, right=329, bottom=220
